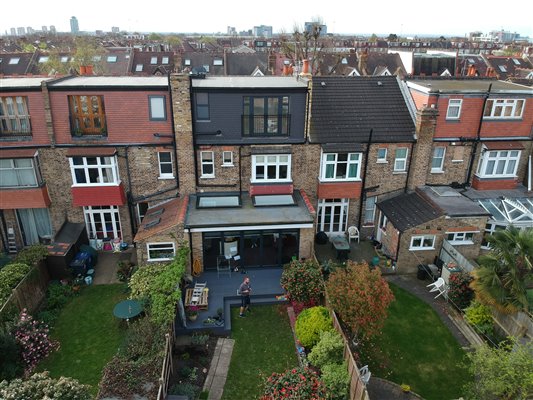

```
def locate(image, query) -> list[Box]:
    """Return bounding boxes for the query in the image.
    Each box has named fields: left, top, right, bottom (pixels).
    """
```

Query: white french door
left=317, top=198, right=349, bottom=235
left=376, top=211, right=387, bottom=242
left=83, top=205, right=122, bottom=239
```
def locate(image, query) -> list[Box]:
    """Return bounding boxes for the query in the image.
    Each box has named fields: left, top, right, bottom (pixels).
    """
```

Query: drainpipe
left=529, top=155, right=532, bottom=192
left=168, top=72, right=180, bottom=190
left=404, top=139, right=416, bottom=193
left=357, top=129, right=373, bottom=230
left=188, top=76, right=200, bottom=188
left=0, top=211, right=7, bottom=253
left=465, top=83, right=492, bottom=185
left=124, top=146, right=136, bottom=239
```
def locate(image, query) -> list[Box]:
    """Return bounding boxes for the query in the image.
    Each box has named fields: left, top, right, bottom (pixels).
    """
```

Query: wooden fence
left=492, top=309, right=533, bottom=341
left=0, top=261, right=49, bottom=322
left=157, top=322, right=176, bottom=400
left=330, top=309, right=370, bottom=400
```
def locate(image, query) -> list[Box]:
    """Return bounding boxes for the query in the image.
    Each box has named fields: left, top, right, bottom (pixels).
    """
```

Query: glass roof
left=198, top=195, right=240, bottom=208
left=478, top=198, right=533, bottom=225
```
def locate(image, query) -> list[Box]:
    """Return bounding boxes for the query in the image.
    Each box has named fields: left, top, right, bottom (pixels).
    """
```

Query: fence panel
left=492, top=309, right=533, bottom=341
left=157, top=322, right=175, bottom=400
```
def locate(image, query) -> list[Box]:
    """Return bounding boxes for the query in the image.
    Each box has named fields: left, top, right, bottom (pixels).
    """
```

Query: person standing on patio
left=239, top=276, right=252, bottom=317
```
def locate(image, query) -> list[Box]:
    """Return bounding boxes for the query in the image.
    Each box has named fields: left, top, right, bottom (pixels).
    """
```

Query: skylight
left=38, top=56, right=49, bottom=63
left=498, top=65, right=507, bottom=72
left=9, top=58, right=20, bottom=65
left=144, top=218, right=161, bottom=229
left=254, top=195, right=295, bottom=206
left=512, top=59, right=520, bottom=65
left=198, top=195, right=240, bottom=208
left=107, top=55, right=117, bottom=63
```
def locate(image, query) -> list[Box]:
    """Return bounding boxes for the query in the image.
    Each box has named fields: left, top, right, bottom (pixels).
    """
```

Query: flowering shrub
left=0, top=371, right=91, bottom=400
left=326, top=261, right=394, bottom=340
left=308, top=330, right=344, bottom=369
left=448, top=271, right=474, bottom=310
left=295, top=306, right=333, bottom=348
left=261, top=366, right=327, bottom=400
left=281, top=259, right=324, bottom=305
left=14, top=310, right=58, bottom=373
left=321, top=362, right=349, bottom=400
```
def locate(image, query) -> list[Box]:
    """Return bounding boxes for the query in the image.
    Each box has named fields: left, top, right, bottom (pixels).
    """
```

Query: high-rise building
left=42, top=26, right=48, bottom=33
left=253, top=25, right=273, bottom=38
left=112, top=26, right=120, bottom=34
left=70, top=16, right=79, bottom=34
left=50, top=25, right=56, bottom=34
left=17, top=27, right=25, bottom=36
left=304, top=21, right=327, bottom=36
left=27, top=27, right=34, bottom=34
left=10, top=28, right=16, bottom=36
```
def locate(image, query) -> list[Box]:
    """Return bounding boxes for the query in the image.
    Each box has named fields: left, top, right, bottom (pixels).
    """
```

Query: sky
left=2, top=0, right=532, bottom=38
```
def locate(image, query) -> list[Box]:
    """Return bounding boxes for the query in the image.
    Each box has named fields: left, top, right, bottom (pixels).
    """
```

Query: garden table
left=113, top=299, right=142, bottom=322
left=330, top=236, right=350, bottom=261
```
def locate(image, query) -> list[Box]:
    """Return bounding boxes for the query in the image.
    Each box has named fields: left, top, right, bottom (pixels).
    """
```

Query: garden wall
left=0, top=261, right=50, bottom=321
left=330, top=309, right=371, bottom=400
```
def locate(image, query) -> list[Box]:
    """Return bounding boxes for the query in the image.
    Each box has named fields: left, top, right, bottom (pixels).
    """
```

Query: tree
left=148, top=32, right=162, bottom=41
left=326, top=261, right=394, bottom=340
left=71, top=37, right=105, bottom=73
left=369, top=33, right=378, bottom=42
left=387, top=33, right=398, bottom=42
left=471, top=226, right=533, bottom=313
left=280, top=259, right=324, bottom=305
left=464, top=339, right=533, bottom=400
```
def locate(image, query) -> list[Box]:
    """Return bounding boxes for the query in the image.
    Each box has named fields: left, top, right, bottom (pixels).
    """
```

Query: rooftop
left=0, top=77, right=52, bottom=89
left=49, top=76, right=168, bottom=88
left=191, top=76, right=308, bottom=89
left=407, top=78, right=533, bottom=94
left=418, top=186, right=489, bottom=218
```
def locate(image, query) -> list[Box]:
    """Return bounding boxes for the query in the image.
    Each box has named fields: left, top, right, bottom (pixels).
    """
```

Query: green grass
left=38, top=284, right=127, bottom=396
left=222, top=305, right=298, bottom=400
left=359, top=283, right=472, bottom=400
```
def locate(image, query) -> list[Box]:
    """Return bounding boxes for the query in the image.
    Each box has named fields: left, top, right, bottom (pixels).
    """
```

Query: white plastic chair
left=347, top=226, right=360, bottom=243
left=427, top=277, right=447, bottom=299
left=359, top=365, right=371, bottom=385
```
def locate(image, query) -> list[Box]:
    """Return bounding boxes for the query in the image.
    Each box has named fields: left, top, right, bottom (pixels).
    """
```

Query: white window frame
left=184, top=59, right=191, bottom=66
left=147, top=242, right=176, bottom=262
left=83, top=205, right=121, bottom=239
left=213, top=59, right=223, bottom=66
left=0, top=96, right=31, bottom=134
left=158, top=151, right=174, bottom=179
left=377, top=148, right=387, bottom=163
left=409, top=235, right=436, bottom=250
left=135, top=64, right=143, bottom=72
left=483, top=99, right=525, bottom=119
left=431, top=146, right=446, bottom=173
left=320, top=152, right=361, bottom=181
left=394, top=148, right=408, bottom=172
left=446, top=231, right=476, bottom=245
left=0, top=158, right=38, bottom=188
left=446, top=99, right=462, bottom=119
left=200, top=151, right=215, bottom=178
left=476, top=149, right=521, bottom=178
left=222, top=151, right=233, bottom=166
left=251, top=154, right=291, bottom=183
left=69, top=156, right=120, bottom=186
left=363, top=196, right=377, bottom=226
left=150, top=56, right=158, bottom=65
left=317, top=198, right=349, bottom=235
left=162, top=56, right=169, bottom=64
left=149, top=95, right=166, bottom=121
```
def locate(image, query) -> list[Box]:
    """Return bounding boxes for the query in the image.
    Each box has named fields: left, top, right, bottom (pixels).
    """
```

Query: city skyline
left=2, top=0, right=532, bottom=38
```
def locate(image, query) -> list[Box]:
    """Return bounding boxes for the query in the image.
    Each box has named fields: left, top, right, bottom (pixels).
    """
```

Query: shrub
left=46, top=281, right=74, bottom=310
left=0, top=371, right=91, bottom=400
left=13, top=244, right=49, bottom=267
left=170, top=382, right=200, bottom=399
left=321, top=362, right=349, bottom=400
left=448, top=272, right=474, bottom=310
left=295, top=306, right=333, bottom=348
left=116, top=260, right=135, bottom=282
left=464, top=301, right=494, bottom=336
left=326, top=261, right=394, bottom=340
left=117, top=317, right=165, bottom=361
left=0, top=329, right=23, bottom=381
left=281, top=259, right=324, bottom=304
left=308, top=330, right=344, bottom=369
left=191, top=332, right=210, bottom=346
left=261, top=366, right=327, bottom=400
left=13, top=310, right=57, bottom=373
left=35, top=309, right=59, bottom=327
left=0, top=263, right=31, bottom=304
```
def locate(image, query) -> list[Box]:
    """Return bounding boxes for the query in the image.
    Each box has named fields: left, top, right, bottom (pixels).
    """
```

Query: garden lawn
left=359, top=283, right=472, bottom=400
left=38, top=284, right=127, bottom=396
left=222, top=305, right=298, bottom=400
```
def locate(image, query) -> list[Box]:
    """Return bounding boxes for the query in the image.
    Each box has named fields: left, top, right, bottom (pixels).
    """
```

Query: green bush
left=46, top=282, right=74, bottom=310
left=448, top=272, right=474, bottom=310
left=295, top=306, right=333, bottom=348
left=321, top=362, right=349, bottom=400
left=0, top=263, right=31, bottom=304
left=0, top=329, right=23, bottom=381
left=35, top=309, right=59, bottom=326
left=308, top=330, right=344, bottom=369
left=0, top=371, right=91, bottom=400
left=281, top=259, right=324, bottom=304
left=170, top=382, right=200, bottom=399
left=117, top=317, right=165, bottom=361
left=13, top=244, right=48, bottom=267
left=465, top=301, right=494, bottom=336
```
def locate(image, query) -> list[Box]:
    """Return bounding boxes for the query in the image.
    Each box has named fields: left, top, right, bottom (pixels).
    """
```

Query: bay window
left=252, top=154, right=291, bottom=182
left=69, top=156, right=120, bottom=186
left=476, top=149, right=520, bottom=178
left=483, top=99, right=525, bottom=119
left=320, top=153, right=361, bottom=181
left=0, top=158, right=39, bottom=188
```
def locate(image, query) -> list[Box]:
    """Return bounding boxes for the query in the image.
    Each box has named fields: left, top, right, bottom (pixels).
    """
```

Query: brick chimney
left=358, top=48, right=368, bottom=75
left=407, top=105, right=439, bottom=190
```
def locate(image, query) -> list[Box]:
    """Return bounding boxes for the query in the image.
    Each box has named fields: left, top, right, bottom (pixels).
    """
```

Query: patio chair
left=427, top=277, right=447, bottom=299
left=347, top=226, right=360, bottom=243
left=359, top=365, right=371, bottom=385
left=217, top=255, right=232, bottom=278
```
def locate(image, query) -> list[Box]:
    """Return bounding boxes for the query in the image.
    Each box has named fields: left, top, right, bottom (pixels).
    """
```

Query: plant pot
left=188, top=314, right=198, bottom=322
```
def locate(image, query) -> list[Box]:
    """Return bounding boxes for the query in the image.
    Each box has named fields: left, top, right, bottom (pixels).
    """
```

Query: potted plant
left=186, top=305, right=200, bottom=321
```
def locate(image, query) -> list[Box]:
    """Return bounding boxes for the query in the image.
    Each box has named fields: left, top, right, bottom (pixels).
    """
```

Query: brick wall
left=434, top=97, right=483, bottom=139
left=299, top=227, right=315, bottom=260
left=135, top=224, right=186, bottom=266
left=190, top=232, right=203, bottom=274
left=408, top=107, right=438, bottom=190
left=196, top=146, right=240, bottom=190
left=425, top=143, right=472, bottom=185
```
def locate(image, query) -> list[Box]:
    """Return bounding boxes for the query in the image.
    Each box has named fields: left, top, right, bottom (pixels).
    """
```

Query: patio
left=177, top=267, right=286, bottom=335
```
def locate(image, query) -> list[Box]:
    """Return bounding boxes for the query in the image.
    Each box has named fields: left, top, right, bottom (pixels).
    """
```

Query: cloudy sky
left=2, top=0, right=532, bottom=38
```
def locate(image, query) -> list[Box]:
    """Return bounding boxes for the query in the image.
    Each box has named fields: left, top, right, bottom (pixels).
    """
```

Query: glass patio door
left=83, top=205, right=121, bottom=239
left=317, top=198, right=349, bottom=235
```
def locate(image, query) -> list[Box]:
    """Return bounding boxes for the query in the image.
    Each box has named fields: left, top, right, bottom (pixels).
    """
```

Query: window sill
left=445, top=118, right=460, bottom=122
left=430, top=170, right=444, bottom=174
left=318, top=178, right=361, bottom=183
left=376, top=160, right=388, bottom=164
left=251, top=180, right=293, bottom=184
left=409, top=247, right=435, bottom=251
left=475, top=174, right=517, bottom=180
left=147, top=258, right=172, bottom=262
left=448, top=241, right=474, bottom=246
left=158, top=175, right=175, bottom=180
left=71, top=183, right=121, bottom=187
left=451, top=159, right=464, bottom=163
left=221, top=164, right=234, bottom=168
left=200, top=175, right=216, bottom=179
left=392, top=171, right=407, bottom=175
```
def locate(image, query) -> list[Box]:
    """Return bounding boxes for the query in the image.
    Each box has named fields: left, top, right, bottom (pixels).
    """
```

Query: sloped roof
left=485, top=56, right=533, bottom=80
left=367, top=52, right=406, bottom=78
left=131, top=51, right=175, bottom=75
left=457, top=54, right=488, bottom=77
left=134, top=197, right=187, bottom=242
left=226, top=53, right=269, bottom=76
left=0, top=52, right=34, bottom=75
left=316, top=53, right=359, bottom=76
left=309, top=75, right=416, bottom=143
left=377, top=191, right=443, bottom=232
